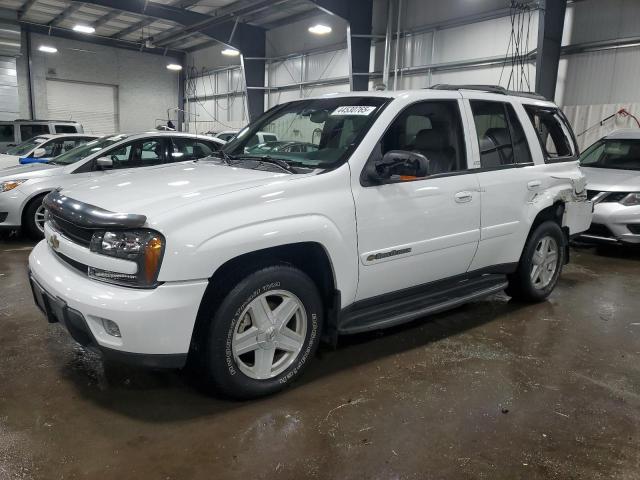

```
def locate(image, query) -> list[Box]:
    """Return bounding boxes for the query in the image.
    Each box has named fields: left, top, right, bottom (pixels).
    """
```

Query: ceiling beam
left=258, top=8, right=319, bottom=30
left=111, top=17, right=155, bottom=39
left=18, top=0, right=38, bottom=19
left=22, top=22, right=184, bottom=57
left=48, top=2, right=84, bottom=26
left=92, top=9, right=122, bottom=28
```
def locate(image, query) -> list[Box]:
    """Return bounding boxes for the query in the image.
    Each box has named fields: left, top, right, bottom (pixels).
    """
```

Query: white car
left=0, top=134, right=98, bottom=169
left=578, top=129, right=640, bottom=244
left=29, top=86, right=592, bottom=399
left=0, top=132, right=224, bottom=238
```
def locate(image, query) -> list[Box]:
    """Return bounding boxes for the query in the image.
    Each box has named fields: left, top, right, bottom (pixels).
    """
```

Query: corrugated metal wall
left=0, top=56, right=19, bottom=121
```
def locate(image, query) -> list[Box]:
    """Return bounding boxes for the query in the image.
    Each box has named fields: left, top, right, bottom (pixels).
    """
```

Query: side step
left=338, top=274, right=508, bottom=334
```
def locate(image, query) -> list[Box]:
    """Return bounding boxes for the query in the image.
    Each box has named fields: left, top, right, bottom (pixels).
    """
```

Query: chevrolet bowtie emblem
left=48, top=233, right=60, bottom=250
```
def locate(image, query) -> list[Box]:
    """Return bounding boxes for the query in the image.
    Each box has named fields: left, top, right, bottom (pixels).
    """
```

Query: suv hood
left=0, top=162, right=63, bottom=180
left=59, top=161, right=294, bottom=220
left=582, top=166, right=640, bottom=192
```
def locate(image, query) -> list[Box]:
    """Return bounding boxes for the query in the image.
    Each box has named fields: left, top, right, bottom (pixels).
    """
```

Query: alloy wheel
left=530, top=235, right=559, bottom=289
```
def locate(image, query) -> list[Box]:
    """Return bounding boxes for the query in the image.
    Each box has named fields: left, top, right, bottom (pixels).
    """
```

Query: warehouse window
left=524, top=106, right=576, bottom=161
left=470, top=100, right=533, bottom=168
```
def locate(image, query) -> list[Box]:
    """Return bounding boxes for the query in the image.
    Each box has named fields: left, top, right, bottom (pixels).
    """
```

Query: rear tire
left=200, top=265, right=323, bottom=399
left=506, top=221, right=566, bottom=303
left=23, top=195, right=47, bottom=240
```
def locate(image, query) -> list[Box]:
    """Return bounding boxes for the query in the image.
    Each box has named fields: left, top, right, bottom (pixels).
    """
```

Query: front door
left=352, top=99, right=481, bottom=301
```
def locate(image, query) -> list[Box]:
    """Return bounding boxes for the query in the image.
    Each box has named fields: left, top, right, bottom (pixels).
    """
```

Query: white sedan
left=0, top=134, right=98, bottom=169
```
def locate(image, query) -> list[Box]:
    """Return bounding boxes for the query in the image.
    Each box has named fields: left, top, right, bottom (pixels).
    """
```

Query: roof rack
left=429, top=84, right=547, bottom=101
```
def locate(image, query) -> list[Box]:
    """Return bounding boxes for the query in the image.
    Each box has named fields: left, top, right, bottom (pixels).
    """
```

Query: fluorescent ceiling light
left=73, top=24, right=95, bottom=34
left=166, top=63, right=183, bottom=71
left=309, top=24, right=332, bottom=35
left=221, top=48, right=240, bottom=56
left=38, top=45, right=58, bottom=53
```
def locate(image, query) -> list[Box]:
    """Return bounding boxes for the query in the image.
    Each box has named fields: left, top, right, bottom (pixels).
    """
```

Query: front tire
left=506, top=221, right=566, bottom=302
left=202, top=265, right=323, bottom=399
left=23, top=195, right=47, bottom=240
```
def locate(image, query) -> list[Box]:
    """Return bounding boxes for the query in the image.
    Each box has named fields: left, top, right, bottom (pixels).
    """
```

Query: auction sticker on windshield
left=331, top=106, right=377, bottom=116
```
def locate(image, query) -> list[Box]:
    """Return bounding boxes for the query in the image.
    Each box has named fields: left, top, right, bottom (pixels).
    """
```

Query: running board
left=338, top=274, right=508, bottom=334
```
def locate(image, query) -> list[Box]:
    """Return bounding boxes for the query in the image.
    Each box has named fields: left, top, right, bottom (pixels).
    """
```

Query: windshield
left=580, top=139, right=640, bottom=171
left=53, top=134, right=130, bottom=165
left=6, top=137, right=48, bottom=156
left=223, top=97, right=389, bottom=170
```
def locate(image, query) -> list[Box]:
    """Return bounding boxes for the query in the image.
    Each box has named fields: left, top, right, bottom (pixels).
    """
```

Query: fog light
left=102, top=319, right=121, bottom=337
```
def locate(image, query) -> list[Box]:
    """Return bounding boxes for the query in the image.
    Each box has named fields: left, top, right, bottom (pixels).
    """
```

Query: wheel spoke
left=530, top=264, right=542, bottom=283
left=544, top=252, right=558, bottom=267
left=249, top=296, right=273, bottom=330
left=253, top=347, right=276, bottom=379
left=277, top=327, right=304, bottom=352
left=272, top=297, right=299, bottom=329
left=233, top=327, right=260, bottom=356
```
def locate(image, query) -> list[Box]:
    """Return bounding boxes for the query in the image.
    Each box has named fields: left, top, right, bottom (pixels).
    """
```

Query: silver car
left=0, top=132, right=225, bottom=239
left=579, top=129, right=640, bottom=245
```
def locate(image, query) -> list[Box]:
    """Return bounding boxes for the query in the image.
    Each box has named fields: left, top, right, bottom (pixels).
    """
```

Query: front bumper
left=0, top=189, right=26, bottom=229
left=577, top=202, right=640, bottom=245
left=29, top=240, right=209, bottom=367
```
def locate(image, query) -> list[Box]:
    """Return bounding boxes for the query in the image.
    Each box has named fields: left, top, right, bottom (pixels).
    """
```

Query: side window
left=104, top=139, right=163, bottom=169
left=20, top=124, right=50, bottom=141
left=54, top=124, right=79, bottom=134
left=524, top=106, right=576, bottom=161
left=0, top=124, right=14, bottom=142
left=470, top=100, right=533, bottom=168
left=379, top=100, right=467, bottom=177
left=42, top=140, right=65, bottom=157
left=170, top=138, right=218, bottom=161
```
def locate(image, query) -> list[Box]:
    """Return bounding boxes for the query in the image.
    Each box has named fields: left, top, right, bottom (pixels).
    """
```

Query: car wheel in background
left=23, top=195, right=47, bottom=240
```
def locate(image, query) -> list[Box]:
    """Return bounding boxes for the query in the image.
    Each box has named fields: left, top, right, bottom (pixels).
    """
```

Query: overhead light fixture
left=73, top=24, right=95, bottom=34
left=38, top=45, right=58, bottom=53
left=166, top=63, right=183, bottom=71
left=221, top=48, right=240, bottom=56
left=309, top=24, right=332, bottom=35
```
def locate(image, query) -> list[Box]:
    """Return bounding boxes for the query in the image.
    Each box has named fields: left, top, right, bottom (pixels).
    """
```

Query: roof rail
left=429, top=84, right=547, bottom=101
left=11, top=119, right=79, bottom=123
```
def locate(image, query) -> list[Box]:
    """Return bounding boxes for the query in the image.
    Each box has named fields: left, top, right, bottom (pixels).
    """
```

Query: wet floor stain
left=1, top=237, right=639, bottom=479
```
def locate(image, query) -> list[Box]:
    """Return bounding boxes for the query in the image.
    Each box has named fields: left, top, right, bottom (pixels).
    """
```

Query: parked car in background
left=29, top=86, right=592, bottom=399
left=0, top=132, right=224, bottom=238
left=0, top=120, right=84, bottom=153
left=0, top=134, right=99, bottom=169
left=247, top=141, right=319, bottom=155
left=578, top=129, right=640, bottom=245
left=214, top=130, right=239, bottom=142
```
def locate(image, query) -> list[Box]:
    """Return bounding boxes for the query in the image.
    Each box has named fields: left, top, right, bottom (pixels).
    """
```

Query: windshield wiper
left=234, top=155, right=298, bottom=174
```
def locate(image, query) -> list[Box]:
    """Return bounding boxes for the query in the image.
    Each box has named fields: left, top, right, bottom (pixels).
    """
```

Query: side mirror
left=96, top=156, right=113, bottom=170
left=368, top=150, right=429, bottom=183
left=32, top=147, right=47, bottom=158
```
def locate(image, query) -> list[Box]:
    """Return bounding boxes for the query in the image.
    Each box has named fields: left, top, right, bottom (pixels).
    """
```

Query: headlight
left=88, top=229, right=165, bottom=288
left=1, top=179, right=27, bottom=192
left=620, top=193, right=640, bottom=206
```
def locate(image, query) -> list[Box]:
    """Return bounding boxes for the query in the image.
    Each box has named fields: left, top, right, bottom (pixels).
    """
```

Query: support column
left=535, top=0, right=567, bottom=100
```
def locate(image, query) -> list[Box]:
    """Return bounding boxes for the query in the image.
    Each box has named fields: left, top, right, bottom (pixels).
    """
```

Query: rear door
left=461, top=93, right=545, bottom=270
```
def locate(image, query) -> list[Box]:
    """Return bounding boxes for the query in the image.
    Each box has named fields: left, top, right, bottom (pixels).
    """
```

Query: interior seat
left=413, top=128, right=454, bottom=175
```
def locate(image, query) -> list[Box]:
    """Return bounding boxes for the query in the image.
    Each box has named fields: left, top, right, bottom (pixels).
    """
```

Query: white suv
left=29, top=86, right=592, bottom=399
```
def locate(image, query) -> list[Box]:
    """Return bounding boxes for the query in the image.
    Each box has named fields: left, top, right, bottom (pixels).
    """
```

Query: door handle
left=455, top=191, right=473, bottom=203
left=527, top=180, right=542, bottom=190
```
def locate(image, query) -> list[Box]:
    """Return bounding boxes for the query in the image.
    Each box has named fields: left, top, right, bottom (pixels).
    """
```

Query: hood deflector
left=44, top=190, right=147, bottom=229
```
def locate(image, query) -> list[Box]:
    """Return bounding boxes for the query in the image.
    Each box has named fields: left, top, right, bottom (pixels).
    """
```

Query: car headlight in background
left=89, top=229, right=165, bottom=288
left=1, top=179, right=27, bottom=192
left=620, top=193, right=640, bottom=206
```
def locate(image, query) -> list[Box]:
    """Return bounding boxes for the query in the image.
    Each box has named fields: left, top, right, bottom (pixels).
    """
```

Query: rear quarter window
left=55, top=124, right=80, bottom=134
left=523, top=105, right=578, bottom=162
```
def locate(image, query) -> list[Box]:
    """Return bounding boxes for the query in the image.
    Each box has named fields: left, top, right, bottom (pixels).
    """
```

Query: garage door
left=46, top=79, right=118, bottom=135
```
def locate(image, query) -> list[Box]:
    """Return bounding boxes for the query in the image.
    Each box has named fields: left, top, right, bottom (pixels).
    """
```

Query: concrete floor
left=1, top=234, right=639, bottom=480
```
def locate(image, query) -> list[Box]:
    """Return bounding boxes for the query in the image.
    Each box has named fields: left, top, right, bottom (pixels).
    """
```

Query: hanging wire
left=498, top=1, right=533, bottom=92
